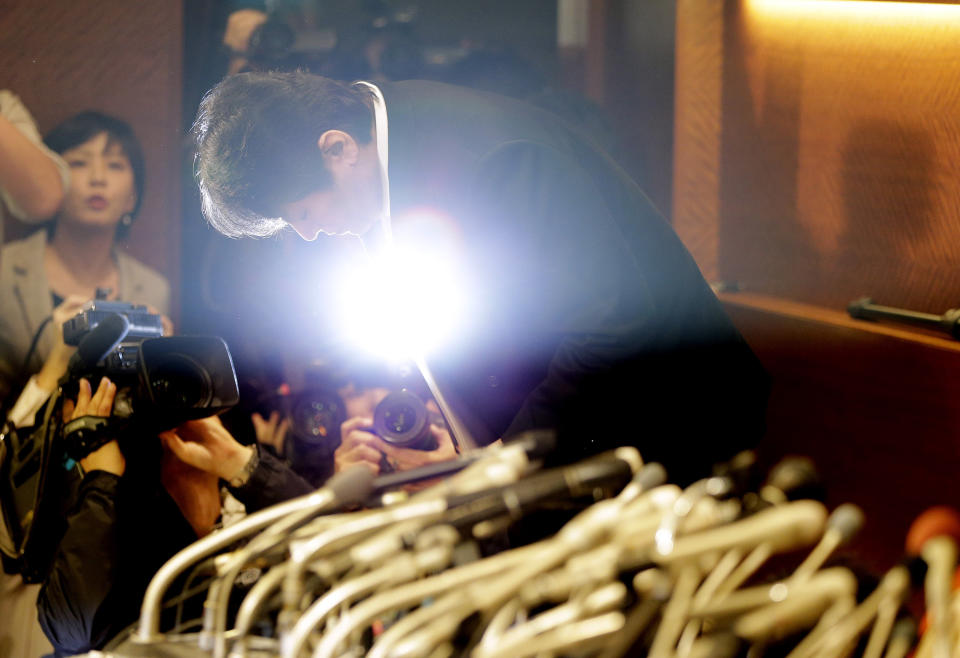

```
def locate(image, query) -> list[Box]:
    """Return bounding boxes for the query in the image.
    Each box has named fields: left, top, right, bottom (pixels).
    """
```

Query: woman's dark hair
left=44, top=111, right=146, bottom=239
left=192, top=71, right=374, bottom=238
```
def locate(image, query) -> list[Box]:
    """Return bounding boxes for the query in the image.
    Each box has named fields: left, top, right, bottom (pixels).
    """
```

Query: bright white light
left=334, top=210, right=469, bottom=361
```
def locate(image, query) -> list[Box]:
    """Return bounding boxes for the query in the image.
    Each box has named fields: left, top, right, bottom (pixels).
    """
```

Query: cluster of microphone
left=96, top=434, right=960, bottom=658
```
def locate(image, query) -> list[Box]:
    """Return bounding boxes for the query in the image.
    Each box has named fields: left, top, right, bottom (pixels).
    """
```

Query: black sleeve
left=37, top=470, right=124, bottom=655
left=227, top=445, right=314, bottom=512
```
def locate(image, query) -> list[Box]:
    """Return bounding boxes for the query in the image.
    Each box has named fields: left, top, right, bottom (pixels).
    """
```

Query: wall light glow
left=746, top=0, right=960, bottom=25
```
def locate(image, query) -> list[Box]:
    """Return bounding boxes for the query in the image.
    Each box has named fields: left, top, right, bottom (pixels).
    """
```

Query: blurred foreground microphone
left=906, top=506, right=960, bottom=658
left=135, top=466, right=376, bottom=643
left=789, top=503, right=864, bottom=584
left=762, top=456, right=824, bottom=504
left=885, top=617, right=919, bottom=658
left=370, top=429, right=557, bottom=497
left=64, top=312, right=130, bottom=378
left=443, top=452, right=651, bottom=531
left=656, top=500, right=827, bottom=565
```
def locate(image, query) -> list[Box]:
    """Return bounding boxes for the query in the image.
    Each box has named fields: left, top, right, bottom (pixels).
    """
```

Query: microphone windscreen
left=74, top=313, right=131, bottom=369
left=890, top=615, right=918, bottom=646
left=827, top=503, right=865, bottom=544
left=637, top=463, right=668, bottom=491
left=765, top=456, right=823, bottom=501
left=906, top=506, right=960, bottom=556
left=508, top=429, right=556, bottom=460
left=324, top=464, right=376, bottom=506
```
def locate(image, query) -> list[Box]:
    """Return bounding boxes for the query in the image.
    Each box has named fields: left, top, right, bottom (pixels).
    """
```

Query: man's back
left=378, top=81, right=769, bottom=483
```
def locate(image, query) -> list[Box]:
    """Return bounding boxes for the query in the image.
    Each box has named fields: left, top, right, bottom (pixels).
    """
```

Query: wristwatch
left=228, top=445, right=260, bottom=488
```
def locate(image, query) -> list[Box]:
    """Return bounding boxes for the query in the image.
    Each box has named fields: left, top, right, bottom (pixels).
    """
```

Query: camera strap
left=62, top=415, right=116, bottom=462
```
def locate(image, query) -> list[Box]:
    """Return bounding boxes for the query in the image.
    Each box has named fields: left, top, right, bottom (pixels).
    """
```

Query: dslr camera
left=373, top=389, right=443, bottom=451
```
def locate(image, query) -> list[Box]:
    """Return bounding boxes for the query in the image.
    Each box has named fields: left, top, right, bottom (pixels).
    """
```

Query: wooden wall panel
left=604, top=0, right=677, bottom=223
left=676, top=0, right=960, bottom=314
left=721, top=0, right=960, bottom=314
left=724, top=294, right=960, bottom=571
left=0, top=0, right=183, bottom=316
left=675, top=0, right=960, bottom=570
left=673, top=0, right=725, bottom=281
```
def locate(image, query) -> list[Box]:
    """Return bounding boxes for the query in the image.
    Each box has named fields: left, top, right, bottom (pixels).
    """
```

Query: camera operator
left=36, top=376, right=314, bottom=655
left=0, top=104, right=169, bottom=657
left=334, top=384, right=458, bottom=490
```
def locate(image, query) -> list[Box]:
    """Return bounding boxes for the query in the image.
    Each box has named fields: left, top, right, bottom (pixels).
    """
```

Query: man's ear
left=317, top=130, right=359, bottom=169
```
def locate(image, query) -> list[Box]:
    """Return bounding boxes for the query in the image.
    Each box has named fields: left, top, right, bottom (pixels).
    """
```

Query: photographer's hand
left=67, top=376, right=124, bottom=476
left=159, top=416, right=254, bottom=482
left=335, top=416, right=386, bottom=476
left=160, top=443, right=221, bottom=538
left=335, top=406, right=459, bottom=482
left=378, top=422, right=459, bottom=473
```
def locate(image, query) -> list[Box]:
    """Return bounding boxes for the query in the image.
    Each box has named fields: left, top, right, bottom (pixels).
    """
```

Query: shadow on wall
left=835, top=119, right=938, bottom=308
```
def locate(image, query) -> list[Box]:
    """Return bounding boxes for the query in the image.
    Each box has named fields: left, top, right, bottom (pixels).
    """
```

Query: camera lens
left=373, top=390, right=436, bottom=449
left=291, top=390, right=344, bottom=445
left=383, top=402, right=417, bottom=434
left=148, top=353, right=213, bottom=409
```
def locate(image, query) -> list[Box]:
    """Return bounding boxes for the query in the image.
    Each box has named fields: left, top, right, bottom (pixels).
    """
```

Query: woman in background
left=0, top=106, right=170, bottom=658
left=0, top=110, right=170, bottom=424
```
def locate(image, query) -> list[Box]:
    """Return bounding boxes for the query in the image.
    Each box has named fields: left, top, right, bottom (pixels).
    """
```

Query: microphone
left=277, top=444, right=544, bottom=610
left=906, top=506, right=960, bottom=658
left=64, top=312, right=130, bottom=378
left=884, top=616, right=918, bottom=658
left=653, top=500, right=827, bottom=565
left=761, top=455, right=824, bottom=505
left=134, top=465, right=375, bottom=644
left=358, top=454, right=651, bottom=658
left=730, top=566, right=859, bottom=642
left=786, top=564, right=909, bottom=658
left=788, top=503, right=865, bottom=584
left=368, top=429, right=557, bottom=497
left=441, top=452, right=639, bottom=531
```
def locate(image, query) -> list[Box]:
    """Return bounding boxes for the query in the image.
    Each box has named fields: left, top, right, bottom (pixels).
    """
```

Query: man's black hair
left=44, top=111, right=146, bottom=238
left=191, top=71, right=375, bottom=238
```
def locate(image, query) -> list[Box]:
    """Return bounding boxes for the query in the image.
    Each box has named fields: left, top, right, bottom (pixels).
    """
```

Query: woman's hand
left=67, top=376, right=124, bottom=476
left=159, top=415, right=253, bottom=482
left=35, top=295, right=86, bottom=392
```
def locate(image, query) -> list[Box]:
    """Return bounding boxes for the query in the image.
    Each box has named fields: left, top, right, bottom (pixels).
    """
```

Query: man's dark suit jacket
left=378, top=80, right=769, bottom=484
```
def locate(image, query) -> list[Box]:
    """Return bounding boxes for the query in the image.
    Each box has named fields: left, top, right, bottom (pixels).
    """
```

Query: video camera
left=60, top=301, right=240, bottom=437
left=0, top=301, right=240, bottom=581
